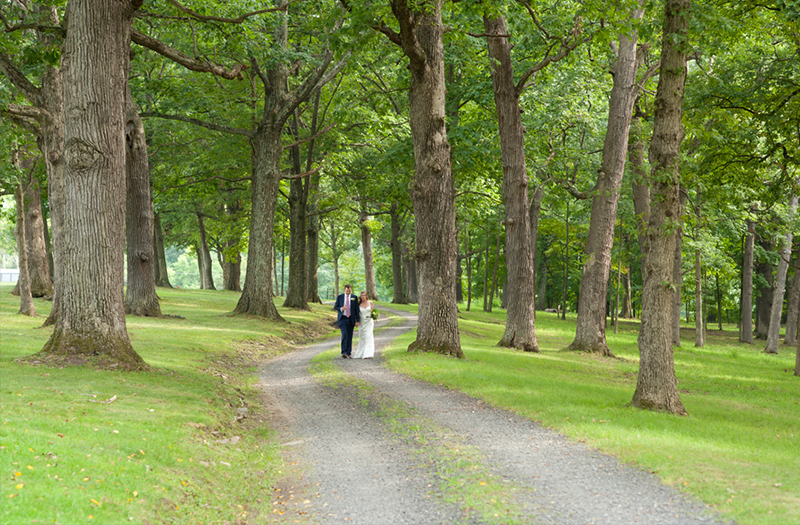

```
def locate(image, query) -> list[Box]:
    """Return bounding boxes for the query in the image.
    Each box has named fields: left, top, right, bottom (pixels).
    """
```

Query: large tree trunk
left=755, top=239, right=775, bottom=339
left=783, top=250, right=800, bottom=345
left=283, top=108, right=309, bottom=310
left=41, top=0, right=145, bottom=368
left=389, top=0, right=461, bottom=357
left=40, top=64, right=65, bottom=328
left=390, top=202, right=407, bottom=304
left=235, top=129, right=283, bottom=320
left=484, top=14, right=538, bottom=351
left=360, top=210, right=380, bottom=301
left=153, top=213, right=173, bottom=288
left=632, top=0, right=689, bottom=415
left=283, top=177, right=308, bottom=308
left=124, top=84, right=160, bottom=317
left=570, top=13, right=642, bottom=356
left=629, top=110, right=650, bottom=257
left=15, top=182, right=37, bottom=317
left=196, top=214, right=216, bottom=290
left=305, top=92, right=322, bottom=304
left=765, top=194, right=798, bottom=353
left=694, top=248, right=704, bottom=347
left=19, top=179, right=53, bottom=298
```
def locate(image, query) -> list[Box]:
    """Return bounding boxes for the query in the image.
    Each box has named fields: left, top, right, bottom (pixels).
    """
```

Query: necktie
left=345, top=295, right=350, bottom=317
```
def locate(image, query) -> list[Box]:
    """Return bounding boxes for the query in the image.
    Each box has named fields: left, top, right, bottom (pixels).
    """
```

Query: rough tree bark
left=672, top=188, right=687, bottom=346
left=783, top=250, right=800, bottom=345
left=740, top=220, right=755, bottom=343
left=484, top=14, right=539, bottom=351
left=41, top=0, right=146, bottom=368
left=390, top=202, right=407, bottom=304
left=305, top=91, right=322, bottom=304
left=153, top=213, right=173, bottom=288
left=283, top=114, right=309, bottom=310
left=569, top=9, right=643, bottom=356
left=765, top=194, right=798, bottom=354
left=632, top=0, right=689, bottom=415
left=15, top=182, right=37, bottom=317
left=360, top=210, right=380, bottom=301
left=381, top=0, right=462, bottom=357
left=754, top=250, right=774, bottom=340
left=196, top=214, right=216, bottom=290
left=13, top=178, right=53, bottom=298
left=124, top=83, right=161, bottom=317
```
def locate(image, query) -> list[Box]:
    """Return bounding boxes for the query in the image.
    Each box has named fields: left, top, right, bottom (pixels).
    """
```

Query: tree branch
left=0, top=52, right=42, bottom=106
left=131, top=29, right=249, bottom=79
left=164, top=0, right=295, bottom=24
left=282, top=166, right=321, bottom=180
left=141, top=111, right=254, bottom=137
left=282, top=123, right=335, bottom=150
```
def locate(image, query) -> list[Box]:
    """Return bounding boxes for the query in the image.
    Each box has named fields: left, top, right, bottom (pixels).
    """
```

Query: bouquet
left=370, top=309, right=380, bottom=320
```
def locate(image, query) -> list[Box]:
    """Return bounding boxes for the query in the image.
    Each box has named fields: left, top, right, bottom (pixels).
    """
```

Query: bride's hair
left=359, top=291, right=368, bottom=305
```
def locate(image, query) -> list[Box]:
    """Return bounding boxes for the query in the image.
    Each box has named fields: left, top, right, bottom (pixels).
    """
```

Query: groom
left=333, top=284, right=360, bottom=358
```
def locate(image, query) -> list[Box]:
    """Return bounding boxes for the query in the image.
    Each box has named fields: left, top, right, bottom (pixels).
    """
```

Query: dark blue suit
left=333, top=293, right=360, bottom=356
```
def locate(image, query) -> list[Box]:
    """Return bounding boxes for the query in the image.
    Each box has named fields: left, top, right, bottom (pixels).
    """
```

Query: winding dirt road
left=259, top=307, right=731, bottom=525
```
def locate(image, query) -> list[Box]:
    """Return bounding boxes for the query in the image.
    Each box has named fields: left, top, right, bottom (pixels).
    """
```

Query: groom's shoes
left=342, top=354, right=351, bottom=359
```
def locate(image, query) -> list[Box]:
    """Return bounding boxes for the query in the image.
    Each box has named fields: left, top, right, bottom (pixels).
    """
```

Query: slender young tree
left=765, top=193, right=798, bottom=353
left=632, top=0, right=690, bottom=415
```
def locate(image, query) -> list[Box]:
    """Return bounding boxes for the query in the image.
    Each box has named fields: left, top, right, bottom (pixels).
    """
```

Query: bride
left=353, top=291, right=375, bottom=359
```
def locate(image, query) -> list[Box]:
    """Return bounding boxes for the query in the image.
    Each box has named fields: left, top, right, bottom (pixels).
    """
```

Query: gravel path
left=259, top=307, right=732, bottom=525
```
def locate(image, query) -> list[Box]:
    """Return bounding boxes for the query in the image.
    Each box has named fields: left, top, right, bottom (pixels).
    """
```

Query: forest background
left=2, top=1, right=800, bottom=404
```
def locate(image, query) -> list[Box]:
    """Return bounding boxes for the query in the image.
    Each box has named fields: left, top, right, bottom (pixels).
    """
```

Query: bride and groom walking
left=334, top=284, right=375, bottom=359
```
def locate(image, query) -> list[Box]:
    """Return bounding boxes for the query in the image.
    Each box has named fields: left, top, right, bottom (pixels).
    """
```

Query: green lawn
left=2, top=287, right=799, bottom=524
left=382, top=308, right=800, bottom=525
left=0, top=285, right=336, bottom=525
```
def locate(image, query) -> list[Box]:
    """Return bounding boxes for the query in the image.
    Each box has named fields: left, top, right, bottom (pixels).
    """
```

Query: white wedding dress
left=354, top=304, right=375, bottom=359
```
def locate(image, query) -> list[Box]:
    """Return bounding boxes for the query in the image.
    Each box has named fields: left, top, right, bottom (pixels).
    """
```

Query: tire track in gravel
left=259, top=307, right=733, bottom=525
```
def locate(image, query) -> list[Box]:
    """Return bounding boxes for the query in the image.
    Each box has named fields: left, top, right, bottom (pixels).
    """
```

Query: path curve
left=259, top=307, right=731, bottom=525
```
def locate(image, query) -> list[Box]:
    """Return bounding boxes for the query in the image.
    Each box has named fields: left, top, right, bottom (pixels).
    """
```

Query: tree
left=765, top=193, right=798, bottom=354
left=632, top=0, right=689, bottom=415
left=41, top=0, right=146, bottom=368
left=0, top=2, right=65, bottom=327
left=482, top=13, right=538, bottom=352
left=570, top=4, right=645, bottom=356
left=374, top=0, right=463, bottom=357
left=124, top=81, right=161, bottom=317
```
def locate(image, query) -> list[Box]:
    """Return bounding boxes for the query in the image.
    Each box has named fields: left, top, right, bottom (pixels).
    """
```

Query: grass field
left=381, top=306, right=800, bottom=525
left=2, top=286, right=799, bottom=524
left=0, top=285, right=337, bottom=525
